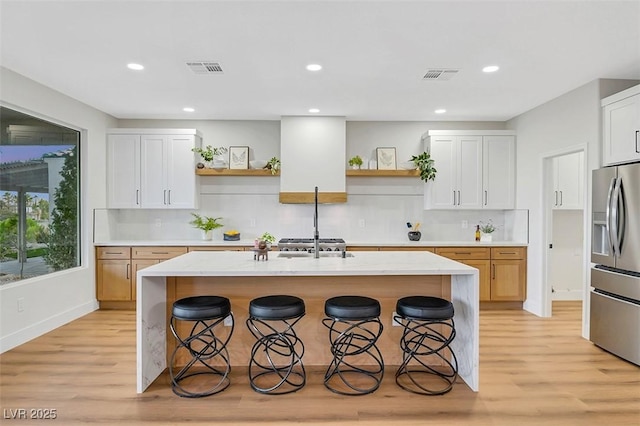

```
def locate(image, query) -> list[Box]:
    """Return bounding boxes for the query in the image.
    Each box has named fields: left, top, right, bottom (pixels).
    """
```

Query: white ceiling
left=1, top=0, right=639, bottom=121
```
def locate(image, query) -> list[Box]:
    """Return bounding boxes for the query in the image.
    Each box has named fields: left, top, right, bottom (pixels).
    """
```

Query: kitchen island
left=136, top=250, right=479, bottom=393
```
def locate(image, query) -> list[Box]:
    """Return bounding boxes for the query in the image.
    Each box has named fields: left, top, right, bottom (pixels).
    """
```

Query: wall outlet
left=392, top=311, right=401, bottom=327
left=17, top=297, right=25, bottom=312
left=358, top=219, right=366, bottom=228
left=461, top=220, right=468, bottom=229
left=224, top=314, right=233, bottom=327
left=249, top=218, right=256, bottom=228
left=154, top=218, right=162, bottom=228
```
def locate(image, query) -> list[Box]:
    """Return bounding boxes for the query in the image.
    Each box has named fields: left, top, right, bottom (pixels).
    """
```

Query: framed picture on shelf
left=229, top=146, right=249, bottom=169
left=376, top=147, right=397, bottom=170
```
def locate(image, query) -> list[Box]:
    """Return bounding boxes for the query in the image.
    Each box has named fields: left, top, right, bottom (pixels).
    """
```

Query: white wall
left=506, top=79, right=639, bottom=323
left=0, top=67, right=117, bottom=352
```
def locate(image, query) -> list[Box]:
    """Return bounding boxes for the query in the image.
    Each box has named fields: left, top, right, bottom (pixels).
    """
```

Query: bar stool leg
left=169, top=315, right=233, bottom=398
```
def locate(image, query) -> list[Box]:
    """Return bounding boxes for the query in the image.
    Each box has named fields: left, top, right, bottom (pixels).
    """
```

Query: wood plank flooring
left=1, top=302, right=638, bottom=425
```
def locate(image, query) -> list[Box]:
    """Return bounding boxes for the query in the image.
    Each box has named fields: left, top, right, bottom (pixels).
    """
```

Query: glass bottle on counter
left=475, top=225, right=481, bottom=242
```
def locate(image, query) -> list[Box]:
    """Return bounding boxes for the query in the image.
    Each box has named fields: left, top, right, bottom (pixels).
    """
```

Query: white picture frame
left=376, top=147, right=397, bottom=170
left=229, top=146, right=249, bottom=169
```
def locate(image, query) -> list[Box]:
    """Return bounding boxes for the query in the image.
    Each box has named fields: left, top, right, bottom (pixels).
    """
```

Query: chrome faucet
left=314, top=186, right=319, bottom=258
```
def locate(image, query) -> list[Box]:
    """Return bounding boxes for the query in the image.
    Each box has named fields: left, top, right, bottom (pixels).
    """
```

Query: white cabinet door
left=107, top=134, right=141, bottom=208
left=427, top=136, right=457, bottom=208
left=457, top=136, right=483, bottom=208
left=483, top=136, right=515, bottom=209
left=165, top=135, right=199, bottom=209
left=426, top=135, right=482, bottom=209
left=603, top=91, right=640, bottom=166
left=553, top=151, right=583, bottom=210
left=140, top=135, right=167, bottom=208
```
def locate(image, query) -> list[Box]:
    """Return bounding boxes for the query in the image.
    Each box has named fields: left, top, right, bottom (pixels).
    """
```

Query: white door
left=140, top=135, right=167, bottom=208
left=457, top=136, right=483, bottom=208
left=107, top=134, right=140, bottom=208
left=483, top=136, right=515, bottom=209
left=165, top=135, right=198, bottom=209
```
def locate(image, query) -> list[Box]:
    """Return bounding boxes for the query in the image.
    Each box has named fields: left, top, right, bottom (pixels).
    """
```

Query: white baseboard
left=552, top=289, right=583, bottom=301
left=0, top=300, right=98, bottom=353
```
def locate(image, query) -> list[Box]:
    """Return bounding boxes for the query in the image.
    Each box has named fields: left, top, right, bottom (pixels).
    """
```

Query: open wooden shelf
left=346, top=169, right=419, bottom=177
left=196, top=168, right=279, bottom=176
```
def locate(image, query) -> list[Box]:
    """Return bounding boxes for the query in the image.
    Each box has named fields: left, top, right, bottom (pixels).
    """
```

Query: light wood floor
left=1, top=302, right=638, bottom=425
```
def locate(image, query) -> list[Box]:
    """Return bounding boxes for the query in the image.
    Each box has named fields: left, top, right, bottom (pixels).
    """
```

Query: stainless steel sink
left=277, top=252, right=354, bottom=258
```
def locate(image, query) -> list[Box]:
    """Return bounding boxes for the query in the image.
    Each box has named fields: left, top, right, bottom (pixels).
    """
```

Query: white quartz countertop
left=137, top=250, right=478, bottom=277
left=96, top=239, right=527, bottom=247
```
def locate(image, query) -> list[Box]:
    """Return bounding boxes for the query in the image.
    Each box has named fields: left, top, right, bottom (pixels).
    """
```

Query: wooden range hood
left=278, top=116, right=347, bottom=204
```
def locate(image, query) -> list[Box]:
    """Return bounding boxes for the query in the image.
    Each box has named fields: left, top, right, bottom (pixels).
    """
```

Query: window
left=0, top=107, right=81, bottom=284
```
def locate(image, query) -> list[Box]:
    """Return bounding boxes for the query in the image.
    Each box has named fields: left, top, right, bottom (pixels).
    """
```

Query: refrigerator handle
left=613, top=177, right=625, bottom=255
left=605, top=177, right=616, bottom=257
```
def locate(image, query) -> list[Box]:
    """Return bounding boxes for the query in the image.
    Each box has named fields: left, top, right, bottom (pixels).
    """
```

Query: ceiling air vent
left=186, top=61, right=224, bottom=74
left=422, top=69, right=459, bottom=81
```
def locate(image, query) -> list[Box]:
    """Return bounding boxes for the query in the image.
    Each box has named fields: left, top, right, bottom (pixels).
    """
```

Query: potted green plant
left=192, top=145, right=228, bottom=168
left=348, top=155, right=363, bottom=169
left=259, top=231, right=276, bottom=248
left=410, top=152, right=437, bottom=182
left=479, top=220, right=497, bottom=242
left=189, top=213, right=223, bottom=240
left=265, top=157, right=281, bottom=175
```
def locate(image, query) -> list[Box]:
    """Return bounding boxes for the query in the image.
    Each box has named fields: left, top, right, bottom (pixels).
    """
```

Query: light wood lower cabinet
left=96, top=246, right=187, bottom=308
left=435, top=246, right=527, bottom=305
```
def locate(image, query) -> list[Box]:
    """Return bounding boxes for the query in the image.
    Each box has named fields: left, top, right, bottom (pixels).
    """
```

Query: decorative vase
left=408, top=231, right=422, bottom=241
left=351, top=164, right=361, bottom=170
left=201, top=230, right=213, bottom=240
left=480, top=233, right=492, bottom=242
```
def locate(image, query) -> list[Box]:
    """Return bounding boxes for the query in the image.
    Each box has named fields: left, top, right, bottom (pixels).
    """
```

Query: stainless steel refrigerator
left=590, top=162, right=640, bottom=365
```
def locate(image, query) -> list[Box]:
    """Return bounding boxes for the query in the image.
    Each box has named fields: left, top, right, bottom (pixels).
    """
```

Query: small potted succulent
left=348, top=155, right=363, bottom=169
left=479, top=220, right=497, bottom=242
left=259, top=231, right=276, bottom=249
left=265, top=157, right=281, bottom=175
left=189, top=213, right=223, bottom=240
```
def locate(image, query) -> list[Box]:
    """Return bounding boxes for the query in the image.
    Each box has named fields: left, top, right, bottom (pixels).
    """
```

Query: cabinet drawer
left=491, top=247, right=526, bottom=260
left=379, top=247, right=435, bottom=252
left=132, top=246, right=187, bottom=260
left=435, top=247, right=490, bottom=260
left=96, top=246, right=131, bottom=260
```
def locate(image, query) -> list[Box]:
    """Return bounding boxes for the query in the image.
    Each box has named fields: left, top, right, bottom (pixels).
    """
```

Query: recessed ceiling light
left=482, top=65, right=499, bottom=73
left=127, top=63, right=144, bottom=71
left=306, top=64, right=322, bottom=71
left=309, top=108, right=320, bottom=113
left=183, top=107, right=195, bottom=112
left=435, top=109, right=446, bottom=114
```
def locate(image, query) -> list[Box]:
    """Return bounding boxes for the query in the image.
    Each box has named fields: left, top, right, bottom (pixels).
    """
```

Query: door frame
left=540, top=144, right=589, bottom=319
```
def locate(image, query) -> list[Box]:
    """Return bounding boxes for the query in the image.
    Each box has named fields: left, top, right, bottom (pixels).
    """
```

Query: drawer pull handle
left=151, top=252, right=169, bottom=255
left=499, top=252, right=517, bottom=255
left=126, top=263, right=130, bottom=279
left=454, top=252, right=472, bottom=255
left=105, top=252, right=123, bottom=255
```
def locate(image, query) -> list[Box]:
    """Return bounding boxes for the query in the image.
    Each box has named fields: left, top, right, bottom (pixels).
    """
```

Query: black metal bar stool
left=246, top=295, right=306, bottom=394
left=394, top=296, right=458, bottom=395
left=169, top=295, right=233, bottom=398
left=322, top=295, right=384, bottom=395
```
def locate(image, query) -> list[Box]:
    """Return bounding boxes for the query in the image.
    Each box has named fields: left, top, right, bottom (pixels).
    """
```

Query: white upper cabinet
left=552, top=151, right=584, bottom=210
left=602, top=84, right=640, bottom=166
left=425, top=131, right=516, bottom=210
left=107, top=129, right=201, bottom=209
left=483, top=135, right=516, bottom=209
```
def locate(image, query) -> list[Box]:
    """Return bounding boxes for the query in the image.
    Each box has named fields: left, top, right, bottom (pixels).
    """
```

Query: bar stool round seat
left=322, top=295, right=384, bottom=395
left=169, top=295, right=233, bottom=398
left=246, top=295, right=306, bottom=395
left=394, top=296, right=458, bottom=395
